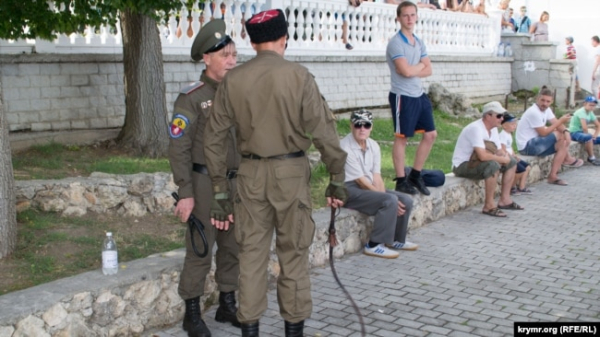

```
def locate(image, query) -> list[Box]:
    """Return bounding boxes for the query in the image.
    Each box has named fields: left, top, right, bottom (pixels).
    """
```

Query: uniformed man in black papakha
left=167, top=19, right=241, bottom=337
left=203, top=8, right=348, bottom=337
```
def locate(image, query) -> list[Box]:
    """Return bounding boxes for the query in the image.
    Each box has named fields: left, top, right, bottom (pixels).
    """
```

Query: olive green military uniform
left=168, top=70, right=241, bottom=300
left=204, top=50, right=347, bottom=324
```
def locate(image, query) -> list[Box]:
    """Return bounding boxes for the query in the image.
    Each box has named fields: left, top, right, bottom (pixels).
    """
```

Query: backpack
left=404, top=167, right=446, bottom=187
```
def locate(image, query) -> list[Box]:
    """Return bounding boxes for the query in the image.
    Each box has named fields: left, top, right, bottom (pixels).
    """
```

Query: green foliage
left=0, top=0, right=197, bottom=40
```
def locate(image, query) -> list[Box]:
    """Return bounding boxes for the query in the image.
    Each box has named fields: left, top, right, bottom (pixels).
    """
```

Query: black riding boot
left=214, top=291, right=241, bottom=327
left=182, top=297, right=211, bottom=337
left=284, top=320, right=304, bottom=337
left=241, top=322, right=259, bottom=337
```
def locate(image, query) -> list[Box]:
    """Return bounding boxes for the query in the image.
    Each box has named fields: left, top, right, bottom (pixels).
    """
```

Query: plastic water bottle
left=497, top=42, right=505, bottom=57
left=102, top=232, right=118, bottom=275
left=505, top=42, right=513, bottom=57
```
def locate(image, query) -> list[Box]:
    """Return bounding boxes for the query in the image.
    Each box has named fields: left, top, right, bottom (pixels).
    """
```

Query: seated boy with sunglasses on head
left=340, top=109, right=418, bottom=259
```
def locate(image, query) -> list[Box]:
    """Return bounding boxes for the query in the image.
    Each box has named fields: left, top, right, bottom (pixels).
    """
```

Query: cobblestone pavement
left=148, top=166, right=600, bottom=337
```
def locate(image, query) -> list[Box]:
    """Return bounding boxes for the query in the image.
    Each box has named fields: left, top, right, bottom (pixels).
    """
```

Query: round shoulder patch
left=169, top=114, right=190, bottom=139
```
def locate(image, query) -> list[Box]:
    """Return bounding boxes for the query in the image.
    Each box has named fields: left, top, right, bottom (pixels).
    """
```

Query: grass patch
left=0, top=209, right=185, bottom=295
left=12, top=142, right=170, bottom=180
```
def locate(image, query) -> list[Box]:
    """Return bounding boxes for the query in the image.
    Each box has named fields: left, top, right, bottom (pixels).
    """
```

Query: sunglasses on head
left=353, top=122, right=372, bottom=129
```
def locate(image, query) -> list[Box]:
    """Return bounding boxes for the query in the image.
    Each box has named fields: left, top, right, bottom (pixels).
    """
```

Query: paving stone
left=148, top=167, right=600, bottom=337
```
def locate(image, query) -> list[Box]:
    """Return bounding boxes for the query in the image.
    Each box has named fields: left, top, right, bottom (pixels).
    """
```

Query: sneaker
left=409, top=176, right=430, bottom=196
left=386, top=241, right=419, bottom=251
left=588, top=158, right=600, bottom=166
left=510, top=187, right=520, bottom=196
left=517, top=187, right=532, bottom=194
left=345, top=43, right=354, bottom=50
left=363, top=243, right=400, bottom=259
left=395, top=179, right=417, bottom=195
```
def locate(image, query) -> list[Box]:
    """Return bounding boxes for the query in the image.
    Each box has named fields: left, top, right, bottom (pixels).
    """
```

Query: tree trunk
left=0, top=78, right=17, bottom=259
left=117, top=10, right=169, bottom=158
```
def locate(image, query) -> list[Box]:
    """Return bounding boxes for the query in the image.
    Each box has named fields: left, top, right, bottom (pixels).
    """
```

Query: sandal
left=548, top=179, right=568, bottom=186
left=498, top=202, right=524, bottom=210
left=482, top=208, right=507, bottom=217
left=563, top=158, right=583, bottom=168
left=517, top=187, right=532, bottom=195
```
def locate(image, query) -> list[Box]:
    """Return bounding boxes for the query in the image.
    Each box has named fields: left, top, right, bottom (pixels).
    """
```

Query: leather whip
left=172, top=192, right=209, bottom=258
left=329, top=207, right=366, bottom=336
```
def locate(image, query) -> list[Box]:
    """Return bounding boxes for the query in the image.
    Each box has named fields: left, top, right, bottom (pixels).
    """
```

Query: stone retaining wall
left=0, top=143, right=591, bottom=337
left=1, top=54, right=511, bottom=133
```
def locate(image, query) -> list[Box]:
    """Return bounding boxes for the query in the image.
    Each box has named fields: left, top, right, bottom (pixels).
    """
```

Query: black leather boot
left=284, top=320, right=304, bottom=337
left=182, top=297, right=212, bottom=337
left=241, top=322, right=259, bottom=337
left=214, top=291, right=241, bottom=327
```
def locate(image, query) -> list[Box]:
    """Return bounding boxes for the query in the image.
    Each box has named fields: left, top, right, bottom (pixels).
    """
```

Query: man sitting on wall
left=341, top=109, right=418, bottom=259
left=452, top=101, right=523, bottom=218
left=516, top=87, right=583, bottom=186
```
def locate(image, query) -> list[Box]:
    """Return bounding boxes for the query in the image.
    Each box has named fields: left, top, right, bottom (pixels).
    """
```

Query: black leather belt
left=242, top=150, right=305, bottom=160
left=192, top=163, right=237, bottom=179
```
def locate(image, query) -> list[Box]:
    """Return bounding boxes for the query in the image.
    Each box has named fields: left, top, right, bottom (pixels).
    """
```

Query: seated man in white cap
left=452, top=101, right=523, bottom=218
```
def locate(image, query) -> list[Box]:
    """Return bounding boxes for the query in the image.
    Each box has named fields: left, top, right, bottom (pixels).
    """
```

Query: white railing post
left=0, top=0, right=498, bottom=57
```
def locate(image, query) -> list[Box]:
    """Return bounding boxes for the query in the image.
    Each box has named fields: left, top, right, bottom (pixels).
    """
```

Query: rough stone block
left=30, top=98, right=50, bottom=111
left=107, top=74, right=122, bottom=85
left=71, top=120, right=89, bottom=129
left=31, top=123, right=51, bottom=131
left=89, top=118, right=108, bottom=129
left=52, top=98, right=72, bottom=110
left=41, top=87, right=61, bottom=99
left=3, top=88, right=20, bottom=100
left=51, top=121, right=71, bottom=130
left=70, top=75, right=89, bottom=86
left=1, top=64, right=19, bottom=76
left=50, top=75, right=70, bottom=86
left=39, top=65, right=61, bottom=75
left=4, top=100, right=31, bottom=112
left=4, top=76, right=30, bottom=88
left=29, top=75, right=51, bottom=87
left=18, top=64, right=40, bottom=75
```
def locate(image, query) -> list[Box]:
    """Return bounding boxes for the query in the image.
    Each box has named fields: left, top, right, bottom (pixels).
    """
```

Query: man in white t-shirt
left=515, top=88, right=583, bottom=186
left=452, top=101, right=521, bottom=218
left=591, top=36, right=600, bottom=99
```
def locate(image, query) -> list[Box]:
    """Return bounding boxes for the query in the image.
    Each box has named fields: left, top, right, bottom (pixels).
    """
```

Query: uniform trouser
left=234, top=156, right=314, bottom=324
left=178, top=173, right=239, bottom=300
left=344, top=182, right=413, bottom=244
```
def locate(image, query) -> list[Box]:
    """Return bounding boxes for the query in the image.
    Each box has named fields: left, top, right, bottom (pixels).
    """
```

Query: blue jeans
left=519, top=134, right=557, bottom=157
left=570, top=131, right=600, bottom=145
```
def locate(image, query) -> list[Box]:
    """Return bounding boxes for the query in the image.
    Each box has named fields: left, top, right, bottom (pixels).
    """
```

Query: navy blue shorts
left=389, top=92, right=435, bottom=138
left=516, top=159, right=530, bottom=174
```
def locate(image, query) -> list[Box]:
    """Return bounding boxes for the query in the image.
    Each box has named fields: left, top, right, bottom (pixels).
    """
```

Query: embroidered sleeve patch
left=169, top=114, right=190, bottom=139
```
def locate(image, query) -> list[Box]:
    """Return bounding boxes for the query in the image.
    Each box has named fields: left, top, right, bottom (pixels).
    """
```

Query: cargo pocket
left=294, top=276, right=312, bottom=316
left=296, top=201, right=315, bottom=250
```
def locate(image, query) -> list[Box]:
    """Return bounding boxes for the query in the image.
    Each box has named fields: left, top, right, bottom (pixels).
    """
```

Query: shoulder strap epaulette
left=180, top=81, right=204, bottom=95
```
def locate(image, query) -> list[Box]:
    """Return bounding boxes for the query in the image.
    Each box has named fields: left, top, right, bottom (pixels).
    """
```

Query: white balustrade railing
left=0, top=0, right=499, bottom=56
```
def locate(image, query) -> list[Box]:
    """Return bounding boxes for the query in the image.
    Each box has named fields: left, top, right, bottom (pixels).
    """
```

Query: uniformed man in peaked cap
left=168, top=19, right=241, bottom=337
left=203, top=9, right=348, bottom=337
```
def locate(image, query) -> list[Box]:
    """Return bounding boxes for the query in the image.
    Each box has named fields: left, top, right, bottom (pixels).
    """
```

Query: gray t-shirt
left=386, top=31, right=428, bottom=97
